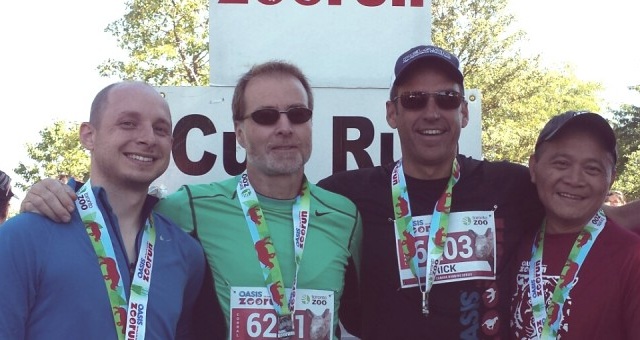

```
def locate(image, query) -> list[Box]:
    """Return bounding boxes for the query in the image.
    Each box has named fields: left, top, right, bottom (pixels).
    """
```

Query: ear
left=79, top=122, right=96, bottom=151
left=234, top=121, right=247, bottom=149
left=305, top=309, right=314, bottom=318
left=386, top=100, right=398, bottom=129
left=609, top=168, right=617, bottom=189
left=528, top=154, right=537, bottom=184
left=460, top=101, right=469, bottom=128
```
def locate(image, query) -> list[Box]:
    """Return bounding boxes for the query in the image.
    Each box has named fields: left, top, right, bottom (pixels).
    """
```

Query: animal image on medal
left=277, top=315, right=295, bottom=339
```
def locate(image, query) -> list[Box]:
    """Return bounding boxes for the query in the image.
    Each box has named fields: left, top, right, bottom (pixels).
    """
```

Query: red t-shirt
left=511, top=219, right=640, bottom=339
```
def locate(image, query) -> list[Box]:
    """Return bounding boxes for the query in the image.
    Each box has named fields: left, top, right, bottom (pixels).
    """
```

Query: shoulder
left=151, top=212, right=204, bottom=254
left=596, top=219, right=640, bottom=264
left=603, top=219, right=640, bottom=247
left=320, top=166, right=388, bottom=185
left=310, top=183, right=358, bottom=215
left=0, top=212, right=66, bottom=240
left=599, top=221, right=640, bottom=280
left=318, top=165, right=389, bottom=195
left=156, top=178, right=238, bottom=214
left=0, top=213, right=79, bottom=261
left=151, top=215, right=206, bottom=285
left=459, top=155, right=534, bottom=193
left=185, top=177, right=238, bottom=198
left=308, top=183, right=362, bottom=242
left=460, top=155, right=529, bottom=179
left=162, top=178, right=237, bottom=204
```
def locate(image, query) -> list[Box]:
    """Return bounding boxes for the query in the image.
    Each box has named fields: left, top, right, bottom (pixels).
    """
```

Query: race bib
left=395, top=211, right=496, bottom=288
left=230, top=287, right=334, bottom=339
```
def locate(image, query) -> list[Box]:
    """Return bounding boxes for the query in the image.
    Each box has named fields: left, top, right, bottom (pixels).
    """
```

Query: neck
left=246, top=168, right=304, bottom=200
left=89, top=177, right=149, bottom=234
left=402, top=156, right=456, bottom=180
left=544, top=219, right=588, bottom=235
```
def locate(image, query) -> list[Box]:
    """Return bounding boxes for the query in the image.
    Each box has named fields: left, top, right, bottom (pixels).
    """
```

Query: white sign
left=150, top=1, right=483, bottom=194
left=153, top=86, right=481, bottom=194
left=210, top=0, right=432, bottom=87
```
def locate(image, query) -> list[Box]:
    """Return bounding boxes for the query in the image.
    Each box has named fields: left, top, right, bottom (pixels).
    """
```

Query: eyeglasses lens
left=250, top=107, right=313, bottom=125
left=398, top=92, right=462, bottom=110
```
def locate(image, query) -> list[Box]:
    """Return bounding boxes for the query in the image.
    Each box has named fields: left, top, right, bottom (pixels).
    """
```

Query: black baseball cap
left=535, top=111, right=617, bottom=164
left=0, top=170, right=15, bottom=200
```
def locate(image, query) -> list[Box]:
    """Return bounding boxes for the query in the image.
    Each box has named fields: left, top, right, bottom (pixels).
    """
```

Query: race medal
left=277, top=315, right=295, bottom=339
left=237, top=173, right=312, bottom=338
left=77, top=180, right=156, bottom=340
left=528, top=210, right=607, bottom=339
left=422, top=291, right=429, bottom=317
left=391, top=159, right=460, bottom=317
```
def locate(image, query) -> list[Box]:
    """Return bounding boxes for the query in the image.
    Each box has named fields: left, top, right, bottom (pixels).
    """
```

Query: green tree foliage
left=20, top=0, right=624, bottom=191
left=611, top=91, right=640, bottom=200
left=98, top=0, right=209, bottom=86
left=613, top=149, right=640, bottom=202
left=13, top=121, right=90, bottom=190
left=432, top=0, right=601, bottom=164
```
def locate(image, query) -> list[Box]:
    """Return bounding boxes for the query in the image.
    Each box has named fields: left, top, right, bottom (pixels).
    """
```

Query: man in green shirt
left=22, top=62, right=362, bottom=340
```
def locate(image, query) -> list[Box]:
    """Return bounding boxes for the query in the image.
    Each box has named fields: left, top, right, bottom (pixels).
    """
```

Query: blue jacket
left=0, top=185, right=205, bottom=339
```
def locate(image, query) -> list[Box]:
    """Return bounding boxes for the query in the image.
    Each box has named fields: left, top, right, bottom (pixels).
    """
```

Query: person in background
left=605, top=189, right=626, bottom=206
left=57, top=173, right=70, bottom=184
left=0, top=170, right=16, bottom=224
left=0, top=81, right=205, bottom=339
left=510, top=111, right=640, bottom=339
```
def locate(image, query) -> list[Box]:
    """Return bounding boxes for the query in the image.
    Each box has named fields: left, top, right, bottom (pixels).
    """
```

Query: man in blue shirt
left=0, top=81, right=205, bottom=339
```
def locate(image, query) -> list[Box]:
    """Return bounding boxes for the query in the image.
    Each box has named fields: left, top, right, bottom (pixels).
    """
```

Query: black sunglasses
left=392, top=91, right=464, bottom=111
left=244, top=107, right=313, bottom=126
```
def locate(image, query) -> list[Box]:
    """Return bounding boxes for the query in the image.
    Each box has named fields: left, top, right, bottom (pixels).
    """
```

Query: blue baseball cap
left=393, top=45, right=464, bottom=87
left=535, top=111, right=618, bottom=164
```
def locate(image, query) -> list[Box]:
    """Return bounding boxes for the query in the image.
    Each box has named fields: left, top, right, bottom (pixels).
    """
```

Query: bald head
left=90, top=81, right=170, bottom=127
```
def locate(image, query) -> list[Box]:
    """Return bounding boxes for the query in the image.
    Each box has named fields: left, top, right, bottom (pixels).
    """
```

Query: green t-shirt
left=155, top=176, right=362, bottom=339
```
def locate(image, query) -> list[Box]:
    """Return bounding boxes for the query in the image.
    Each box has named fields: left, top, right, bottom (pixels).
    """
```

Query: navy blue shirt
left=0, top=185, right=205, bottom=339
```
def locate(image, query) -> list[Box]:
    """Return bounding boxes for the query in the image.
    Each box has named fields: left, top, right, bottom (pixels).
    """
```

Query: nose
left=274, top=113, right=294, bottom=135
left=137, top=124, right=156, bottom=144
left=563, top=165, right=585, bottom=186
left=422, top=95, right=440, bottom=120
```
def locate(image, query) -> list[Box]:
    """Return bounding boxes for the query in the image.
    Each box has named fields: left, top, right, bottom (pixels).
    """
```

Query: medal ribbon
left=528, top=209, right=606, bottom=339
left=392, top=158, right=460, bottom=311
left=237, top=173, right=311, bottom=323
left=77, top=180, right=156, bottom=340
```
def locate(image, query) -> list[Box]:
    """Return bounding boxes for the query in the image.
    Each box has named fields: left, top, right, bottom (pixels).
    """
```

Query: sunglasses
left=392, top=91, right=464, bottom=111
left=244, top=107, right=313, bottom=126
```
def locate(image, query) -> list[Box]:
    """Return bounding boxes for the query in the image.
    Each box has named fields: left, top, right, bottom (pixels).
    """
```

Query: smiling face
left=234, top=73, right=312, bottom=178
left=81, top=82, right=173, bottom=191
left=529, top=128, right=616, bottom=233
left=386, top=65, right=468, bottom=179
